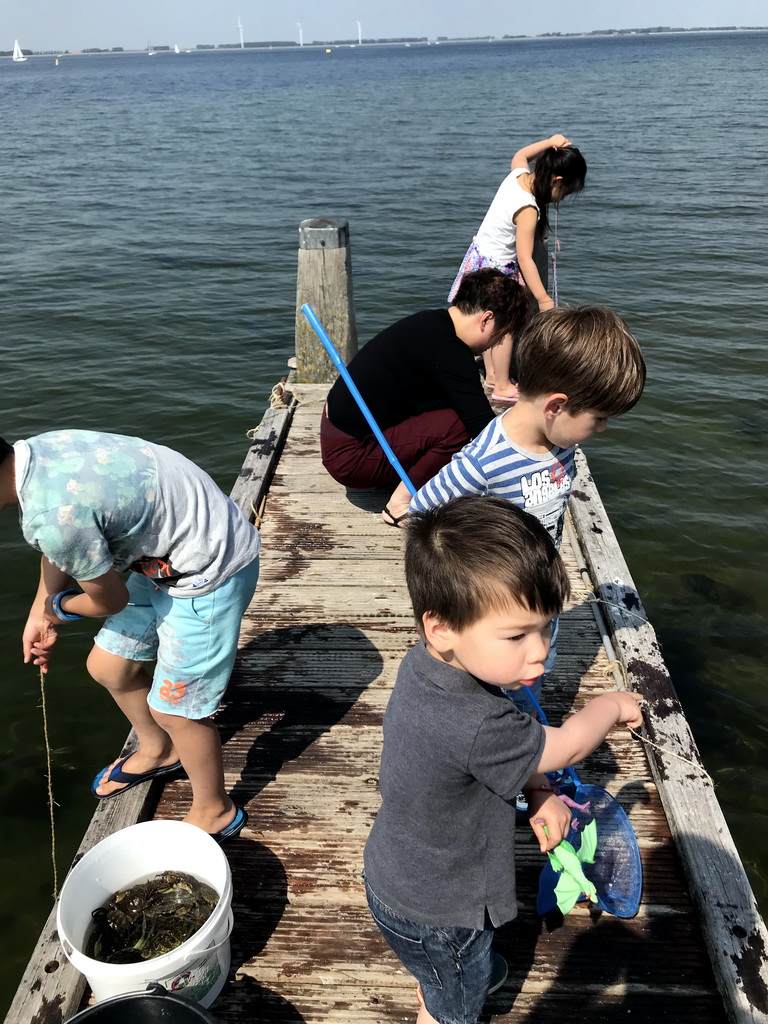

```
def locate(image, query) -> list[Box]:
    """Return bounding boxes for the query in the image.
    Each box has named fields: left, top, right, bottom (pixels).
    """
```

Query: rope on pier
left=267, top=380, right=290, bottom=410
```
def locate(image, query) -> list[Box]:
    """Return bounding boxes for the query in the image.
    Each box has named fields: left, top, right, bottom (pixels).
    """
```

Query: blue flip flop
left=210, top=806, right=248, bottom=843
left=91, top=754, right=184, bottom=799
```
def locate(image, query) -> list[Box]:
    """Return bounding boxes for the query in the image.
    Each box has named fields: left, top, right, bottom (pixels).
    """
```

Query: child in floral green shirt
left=0, top=430, right=260, bottom=841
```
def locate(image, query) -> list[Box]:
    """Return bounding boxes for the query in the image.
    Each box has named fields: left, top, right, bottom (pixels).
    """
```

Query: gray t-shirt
left=15, top=430, right=261, bottom=597
left=364, top=640, right=545, bottom=930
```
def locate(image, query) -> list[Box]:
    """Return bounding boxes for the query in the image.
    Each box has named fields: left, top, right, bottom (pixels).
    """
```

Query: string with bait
left=39, top=619, right=58, bottom=899
left=552, top=204, right=559, bottom=307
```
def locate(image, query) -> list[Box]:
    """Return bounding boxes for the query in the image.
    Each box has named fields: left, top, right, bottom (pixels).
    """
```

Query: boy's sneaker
left=515, top=791, right=528, bottom=814
left=416, top=952, right=508, bottom=1005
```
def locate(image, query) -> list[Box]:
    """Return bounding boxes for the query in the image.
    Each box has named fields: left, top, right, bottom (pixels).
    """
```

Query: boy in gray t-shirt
left=0, top=429, right=261, bottom=842
left=363, top=496, right=644, bottom=1024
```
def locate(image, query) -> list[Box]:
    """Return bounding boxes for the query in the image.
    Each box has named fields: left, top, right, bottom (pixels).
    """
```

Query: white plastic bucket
left=56, top=820, right=233, bottom=1008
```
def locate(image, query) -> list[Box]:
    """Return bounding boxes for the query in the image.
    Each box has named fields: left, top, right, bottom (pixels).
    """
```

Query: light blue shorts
left=94, top=557, right=260, bottom=719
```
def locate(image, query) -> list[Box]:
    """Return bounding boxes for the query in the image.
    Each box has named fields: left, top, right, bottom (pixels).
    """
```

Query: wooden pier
left=6, top=222, right=768, bottom=1024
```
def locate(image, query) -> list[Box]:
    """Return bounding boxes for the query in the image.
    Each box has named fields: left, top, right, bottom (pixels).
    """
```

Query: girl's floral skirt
left=447, top=239, right=523, bottom=301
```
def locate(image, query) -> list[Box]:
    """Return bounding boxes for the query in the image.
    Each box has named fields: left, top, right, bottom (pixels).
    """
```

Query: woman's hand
left=528, top=790, right=572, bottom=853
left=549, top=134, right=572, bottom=148
left=22, top=618, right=59, bottom=673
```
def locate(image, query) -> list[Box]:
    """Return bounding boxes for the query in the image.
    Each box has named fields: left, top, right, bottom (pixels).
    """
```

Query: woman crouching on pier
left=320, top=268, right=529, bottom=526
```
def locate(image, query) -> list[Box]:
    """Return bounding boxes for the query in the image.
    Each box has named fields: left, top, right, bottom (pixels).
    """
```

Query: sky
left=5, top=0, right=767, bottom=53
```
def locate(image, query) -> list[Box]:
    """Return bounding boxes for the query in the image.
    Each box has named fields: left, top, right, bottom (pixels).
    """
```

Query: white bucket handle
left=202, top=908, right=234, bottom=954
left=61, top=909, right=233, bottom=968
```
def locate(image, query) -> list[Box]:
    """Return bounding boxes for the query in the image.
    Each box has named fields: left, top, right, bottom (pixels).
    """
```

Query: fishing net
left=535, top=775, right=642, bottom=918
left=526, top=692, right=643, bottom=919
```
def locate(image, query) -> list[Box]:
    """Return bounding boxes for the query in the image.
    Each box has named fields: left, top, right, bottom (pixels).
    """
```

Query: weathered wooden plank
left=569, top=446, right=768, bottom=1023
left=229, top=400, right=296, bottom=523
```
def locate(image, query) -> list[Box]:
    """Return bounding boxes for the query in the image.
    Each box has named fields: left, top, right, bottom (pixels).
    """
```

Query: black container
left=66, top=983, right=220, bottom=1022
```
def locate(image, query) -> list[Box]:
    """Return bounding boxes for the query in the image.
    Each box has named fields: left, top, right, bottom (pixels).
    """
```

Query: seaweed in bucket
left=86, top=871, right=219, bottom=964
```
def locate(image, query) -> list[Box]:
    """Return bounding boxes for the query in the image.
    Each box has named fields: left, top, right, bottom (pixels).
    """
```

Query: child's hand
left=613, top=691, right=645, bottom=729
left=538, top=297, right=556, bottom=312
left=549, top=134, right=572, bottom=148
left=22, top=619, right=59, bottom=674
left=528, top=791, right=571, bottom=853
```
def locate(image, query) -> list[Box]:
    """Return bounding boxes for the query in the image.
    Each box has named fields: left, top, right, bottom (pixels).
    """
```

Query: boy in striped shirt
left=409, top=306, right=646, bottom=704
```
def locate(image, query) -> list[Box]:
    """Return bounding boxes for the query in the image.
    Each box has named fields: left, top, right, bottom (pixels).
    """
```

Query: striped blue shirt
left=409, top=414, right=575, bottom=548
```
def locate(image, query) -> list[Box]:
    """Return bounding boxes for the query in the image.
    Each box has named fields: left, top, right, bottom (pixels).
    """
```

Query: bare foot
left=94, top=749, right=179, bottom=797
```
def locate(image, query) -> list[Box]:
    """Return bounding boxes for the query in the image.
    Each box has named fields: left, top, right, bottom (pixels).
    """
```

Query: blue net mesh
left=536, top=782, right=642, bottom=919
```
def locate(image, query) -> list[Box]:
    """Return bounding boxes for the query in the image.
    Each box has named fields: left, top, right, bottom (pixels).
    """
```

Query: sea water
left=0, top=32, right=766, bottom=1010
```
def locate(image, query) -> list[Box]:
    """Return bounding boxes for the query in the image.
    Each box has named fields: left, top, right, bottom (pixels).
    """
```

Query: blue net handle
left=301, top=303, right=417, bottom=497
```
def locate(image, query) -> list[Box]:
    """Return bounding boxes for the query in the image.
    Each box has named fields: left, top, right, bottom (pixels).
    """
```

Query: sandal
left=209, top=806, right=248, bottom=843
left=91, top=755, right=184, bottom=800
left=382, top=506, right=409, bottom=528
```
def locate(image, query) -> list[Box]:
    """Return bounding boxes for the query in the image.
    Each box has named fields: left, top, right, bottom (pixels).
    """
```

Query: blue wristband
left=50, top=590, right=84, bottom=622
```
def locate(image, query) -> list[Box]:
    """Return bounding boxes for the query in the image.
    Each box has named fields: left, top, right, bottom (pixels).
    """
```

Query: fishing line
left=552, top=204, right=559, bottom=306
left=38, top=620, right=59, bottom=899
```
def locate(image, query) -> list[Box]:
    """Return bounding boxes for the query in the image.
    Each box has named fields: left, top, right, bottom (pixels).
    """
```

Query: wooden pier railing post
left=295, top=217, right=357, bottom=382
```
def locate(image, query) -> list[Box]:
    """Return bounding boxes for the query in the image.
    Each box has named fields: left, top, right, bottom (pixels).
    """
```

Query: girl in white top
left=448, top=134, right=587, bottom=402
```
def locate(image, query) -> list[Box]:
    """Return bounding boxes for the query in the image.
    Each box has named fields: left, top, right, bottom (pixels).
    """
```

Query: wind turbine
left=237, top=15, right=244, bottom=48
left=296, top=21, right=303, bottom=46
left=356, top=20, right=362, bottom=45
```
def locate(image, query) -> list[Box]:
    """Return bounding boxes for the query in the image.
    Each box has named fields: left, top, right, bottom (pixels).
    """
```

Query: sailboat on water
left=12, top=39, right=28, bottom=62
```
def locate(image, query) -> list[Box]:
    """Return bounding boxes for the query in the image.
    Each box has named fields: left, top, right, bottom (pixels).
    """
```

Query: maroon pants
left=320, top=409, right=470, bottom=490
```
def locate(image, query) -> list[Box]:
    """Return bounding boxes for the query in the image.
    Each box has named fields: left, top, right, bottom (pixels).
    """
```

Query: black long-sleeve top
left=326, top=309, right=493, bottom=441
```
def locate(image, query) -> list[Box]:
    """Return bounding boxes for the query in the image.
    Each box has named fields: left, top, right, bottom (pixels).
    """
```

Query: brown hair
left=515, top=306, right=646, bottom=416
left=452, top=267, right=530, bottom=345
left=405, top=495, right=569, bottom=635
left=0, top=437, right=13, bottom=465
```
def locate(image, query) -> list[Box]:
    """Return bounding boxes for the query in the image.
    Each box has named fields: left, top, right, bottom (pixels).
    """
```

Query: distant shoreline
left=4, top=26, right=767, bottom=59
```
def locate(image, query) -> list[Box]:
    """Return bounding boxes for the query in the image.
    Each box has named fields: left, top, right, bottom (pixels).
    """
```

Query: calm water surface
left=1, top=34, right=767, bottom=1010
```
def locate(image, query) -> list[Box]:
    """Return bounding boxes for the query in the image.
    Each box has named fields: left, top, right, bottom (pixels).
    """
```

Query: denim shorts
left=365, top=880, right=495, bottom=1024
left=93, top=556, right=259, bottom=719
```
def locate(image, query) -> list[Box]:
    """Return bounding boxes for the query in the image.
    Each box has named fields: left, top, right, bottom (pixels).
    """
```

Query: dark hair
left=531, top=146, right=587, bottom=242
left=515, top=306, right=646, bottom=416
left=452, top=267, right=530, bottom=344
left=405, top=496, right=569, bottom=634
left=0, top=437, right=13, bottom=465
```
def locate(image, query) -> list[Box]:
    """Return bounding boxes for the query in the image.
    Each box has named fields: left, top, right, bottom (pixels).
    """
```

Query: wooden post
left=295, top=218, right=358, bottom=383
